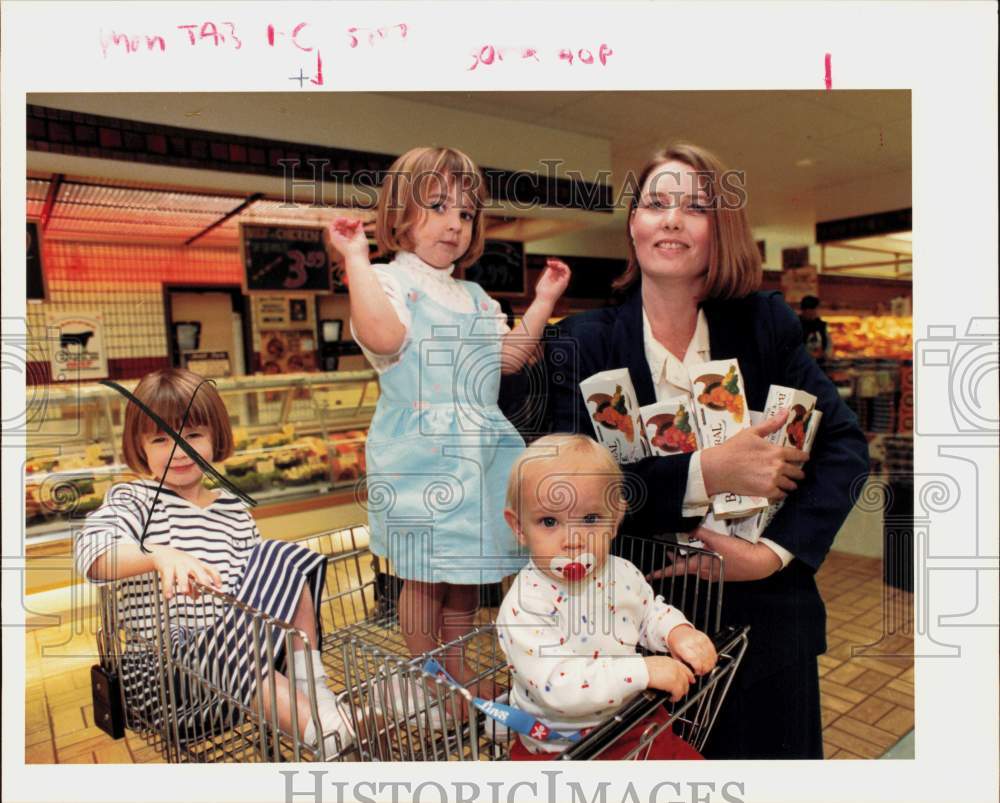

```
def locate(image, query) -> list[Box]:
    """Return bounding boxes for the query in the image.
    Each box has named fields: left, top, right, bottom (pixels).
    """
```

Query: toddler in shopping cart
left=496, top=434, right=718, bottom=759
left=325, top=145, right=570, bottom=699
left=74, top=367, right=352, bottom=758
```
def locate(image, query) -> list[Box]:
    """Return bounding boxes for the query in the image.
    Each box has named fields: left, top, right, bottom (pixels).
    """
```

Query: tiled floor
left=24, top=549, right=913, bottom=763
left=814, top=551, right=915, bottom=759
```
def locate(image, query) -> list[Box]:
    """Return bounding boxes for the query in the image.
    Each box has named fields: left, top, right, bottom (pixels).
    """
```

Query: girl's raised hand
left=535, top=257, right=572, bottom=303
left=325, top=217, right=370, bottom=262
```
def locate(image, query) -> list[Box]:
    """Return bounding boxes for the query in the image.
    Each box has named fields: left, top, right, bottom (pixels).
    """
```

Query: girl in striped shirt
left=75, top=368, right=351, bottom=757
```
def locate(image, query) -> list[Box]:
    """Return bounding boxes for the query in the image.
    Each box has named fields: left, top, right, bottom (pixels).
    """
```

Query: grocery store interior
left=23, top=91, right=914, bottom=764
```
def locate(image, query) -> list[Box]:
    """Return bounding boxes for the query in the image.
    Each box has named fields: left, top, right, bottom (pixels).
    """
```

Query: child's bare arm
left=500, top=258, right=570, bottom=374
left=326, top=218, right=406, bottom=355
left=88, top=542, right=222, bottom=600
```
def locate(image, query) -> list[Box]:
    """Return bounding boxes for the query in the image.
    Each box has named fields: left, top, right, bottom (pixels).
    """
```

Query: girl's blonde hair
left=122, top=368, right=234, bottom=475
left=375, top=146, right=489, bottom=269
left=616, top=142, right=762, bottom=299
left=505, top=434, right=625, bottom=518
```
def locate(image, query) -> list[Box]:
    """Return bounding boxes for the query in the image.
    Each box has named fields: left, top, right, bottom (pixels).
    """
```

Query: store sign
left=259, top=329, right=317, bottom=375
left=48, top=311, right=108, bottom=380
left=27, top=220, right=46, bottom=300
left=815, top=208, right=912, bottom=243
left=464, top=240, right=526, bottom=296
left=183, top=351, right=231, bottom=378
left=241, top=223, right=331, bottom=292
left=781, top=265, right=819, bottom=304
left=253, top=294, right=316, bottom=330
left=782, top=246, right=811, bottom=269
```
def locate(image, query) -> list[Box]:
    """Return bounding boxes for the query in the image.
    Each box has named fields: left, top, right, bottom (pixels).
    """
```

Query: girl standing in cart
left=325, top=146, right=570, bottom=696
left=75, top=368, right=352, bottom=757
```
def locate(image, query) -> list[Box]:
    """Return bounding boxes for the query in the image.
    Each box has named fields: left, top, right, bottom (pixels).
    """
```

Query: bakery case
left=24, top=371, right=379, bottom=541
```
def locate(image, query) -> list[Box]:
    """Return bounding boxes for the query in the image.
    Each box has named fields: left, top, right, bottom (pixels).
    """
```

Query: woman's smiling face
left=629, top=160, right=713, bottom=287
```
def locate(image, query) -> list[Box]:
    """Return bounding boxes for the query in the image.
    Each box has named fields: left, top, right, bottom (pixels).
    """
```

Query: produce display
left=827, top=315, right=912, bottom=358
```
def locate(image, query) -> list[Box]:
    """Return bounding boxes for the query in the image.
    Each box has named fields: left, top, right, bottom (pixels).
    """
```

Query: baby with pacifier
left=495, top=434, right=718, bottom=759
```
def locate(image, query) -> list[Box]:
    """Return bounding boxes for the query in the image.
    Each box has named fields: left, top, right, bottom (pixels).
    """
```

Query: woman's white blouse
left=642, top=307, right=793, bottom=568
left=351, top=250, right=510, bottom=373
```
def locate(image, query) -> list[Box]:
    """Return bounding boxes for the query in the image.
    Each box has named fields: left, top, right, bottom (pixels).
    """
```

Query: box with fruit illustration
left=732, top=408, right=822, bottom=543
left=688, top=359, right=768, bottom=518
left=640, top=397, right=700, bottom=456
left=760, top=385, right=818, bottom=451
left=579, top=368, right=651, bottom=464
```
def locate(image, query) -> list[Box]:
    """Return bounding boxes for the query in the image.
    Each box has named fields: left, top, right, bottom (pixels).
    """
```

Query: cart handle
left=556, top=624, right=749, bottom=761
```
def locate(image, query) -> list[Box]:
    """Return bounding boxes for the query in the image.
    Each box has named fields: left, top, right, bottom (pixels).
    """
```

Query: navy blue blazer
left=545, top=287, right=869, bottom=682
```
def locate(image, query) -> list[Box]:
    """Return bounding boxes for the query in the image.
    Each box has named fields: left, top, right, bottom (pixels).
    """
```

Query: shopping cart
left=293, top=525, right=500, bottom=692
left=95, top=527, right=748, bottom=763
left=338, top=535, right=749, bottom=761
left=92, top=523, right=420, bottom=763
left=94, top=567, right=353, bottom=763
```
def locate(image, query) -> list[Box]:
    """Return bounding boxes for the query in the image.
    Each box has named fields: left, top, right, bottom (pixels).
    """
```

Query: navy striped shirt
left=75, top=480, right=259, bottom=637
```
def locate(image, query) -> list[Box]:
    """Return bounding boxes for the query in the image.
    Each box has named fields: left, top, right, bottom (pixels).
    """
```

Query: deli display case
left=24, top=371, right=379, bottom=541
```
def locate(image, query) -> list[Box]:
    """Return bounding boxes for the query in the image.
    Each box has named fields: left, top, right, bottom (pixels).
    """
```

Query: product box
left=694, top=410, right=765, bottom=542
left=640, top=396, right=701, bottom=456
left=688, top=359, right=768, bottom=518
left=580, top=368, right=651, bottom=465
left=761, top=385, right=819, bottom=450
left=733, top=409, right=823, bottom=543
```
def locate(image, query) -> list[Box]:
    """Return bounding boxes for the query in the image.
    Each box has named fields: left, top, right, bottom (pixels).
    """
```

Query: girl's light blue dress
left=364, top=261, right=527, bottom=584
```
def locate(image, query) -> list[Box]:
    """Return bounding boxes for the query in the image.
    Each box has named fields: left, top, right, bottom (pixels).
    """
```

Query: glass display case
left=24, top=371, right=379, bottom=540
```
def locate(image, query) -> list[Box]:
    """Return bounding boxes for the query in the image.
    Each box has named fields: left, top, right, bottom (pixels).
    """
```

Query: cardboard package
left=580, top=368, right=651, bottom=464
left=689, top=359, right=768, bottom=518
left=640, top=396, right=701, bottom=456
left=732, top=408, right=823, bottom=543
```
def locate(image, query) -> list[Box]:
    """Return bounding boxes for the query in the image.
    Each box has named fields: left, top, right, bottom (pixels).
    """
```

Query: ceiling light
left=795, top=158, right=814, bottom=168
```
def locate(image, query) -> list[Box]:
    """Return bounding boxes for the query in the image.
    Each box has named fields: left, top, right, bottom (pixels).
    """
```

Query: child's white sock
left=303, top=699, right=353, bottom=757
left=292, top=649, right=338, bottom=707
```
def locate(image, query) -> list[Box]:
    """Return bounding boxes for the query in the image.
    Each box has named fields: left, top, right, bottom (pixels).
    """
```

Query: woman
left=544, top=143, right=869, bottom=759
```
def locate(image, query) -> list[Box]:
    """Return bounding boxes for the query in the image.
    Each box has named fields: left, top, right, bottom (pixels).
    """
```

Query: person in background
left=799, top=295, right=833, bottom=362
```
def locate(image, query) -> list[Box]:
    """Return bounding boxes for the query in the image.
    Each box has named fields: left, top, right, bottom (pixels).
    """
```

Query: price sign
left=241, top=224, right=331, bottom=292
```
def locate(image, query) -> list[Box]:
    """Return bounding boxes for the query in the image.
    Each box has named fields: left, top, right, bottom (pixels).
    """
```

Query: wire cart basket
left=337, top=533, right=749, bottom=761
left=94, top=526, right=748, bottom=763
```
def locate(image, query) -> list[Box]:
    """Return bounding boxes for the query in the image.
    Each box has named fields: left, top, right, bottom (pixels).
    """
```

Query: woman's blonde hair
left=505, top=434, right=625, bottom=519
left=375, top=146, right=489, bottom=269
left=615, top=142, right=762, bottom=299
left=122, top=368, right=234, bottom=475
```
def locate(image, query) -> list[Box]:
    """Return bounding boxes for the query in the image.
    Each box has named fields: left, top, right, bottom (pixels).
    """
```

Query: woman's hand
left=665, top=624, right=718, bottom=675
left=646, top=527, right=784, bottom=583
left=325, top=217, right=370, bottom=263
left=149, top=546, right=222, bottom=600
left=534, top=258, right=571, bottom=304
left=643, top=656, right=696, bottom=702
left=700, top=409, right=810, bottom=501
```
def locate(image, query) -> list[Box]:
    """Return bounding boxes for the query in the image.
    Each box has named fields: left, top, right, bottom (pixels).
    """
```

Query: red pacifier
left=550, top=552, right=597, bottom=583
